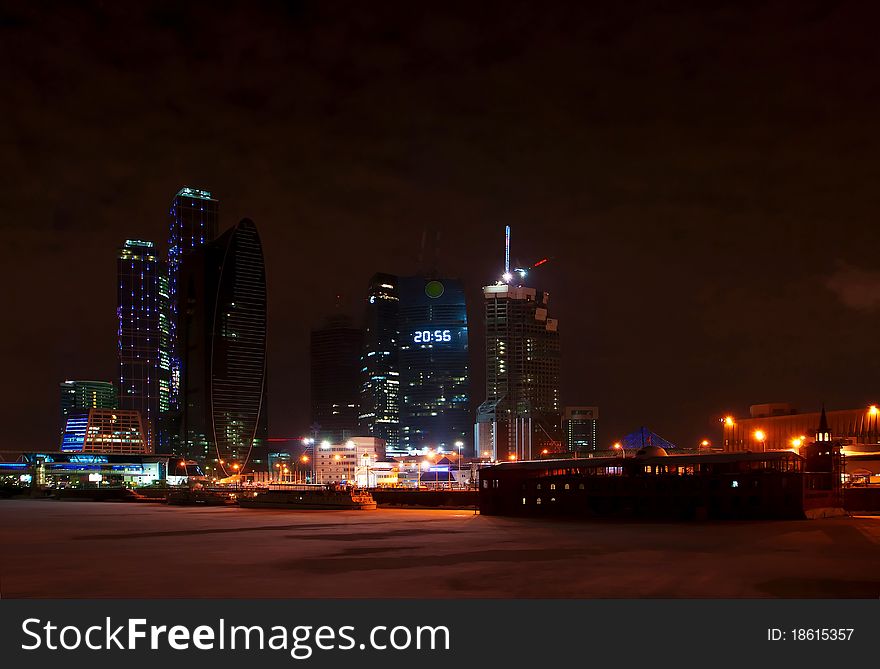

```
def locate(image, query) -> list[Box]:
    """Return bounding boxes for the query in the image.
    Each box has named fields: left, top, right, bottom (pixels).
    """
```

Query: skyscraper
left=117, top=239, right=169, bottom=451
left=310, top=315, right=362, bottom=444
left=179, top=218, right=268, bottom=474
left=397, top=277, right=470, bottom=454
left=359, top=274, right=401, bottom=451
left=59, top=380, right=117, bottom=435
left=477, top=282, right=561, bottom=461
left=167, top=187, right=218, bottom=417
left=359, top=274, right=470, bottom=456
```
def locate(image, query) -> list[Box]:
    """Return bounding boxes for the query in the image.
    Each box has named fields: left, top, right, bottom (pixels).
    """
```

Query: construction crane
left=500, top=226, right=553, bottom=284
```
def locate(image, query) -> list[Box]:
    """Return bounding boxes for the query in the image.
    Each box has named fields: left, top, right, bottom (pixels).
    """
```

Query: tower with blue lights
left=167, top=187, right=218, bottom=420
left=117, top=239, right=167, bottom=452
left=360, top=274, right=470, bottom=457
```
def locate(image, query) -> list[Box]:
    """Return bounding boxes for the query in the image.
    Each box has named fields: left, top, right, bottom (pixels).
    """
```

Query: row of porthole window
left=523, top=497, right=559, bottom=504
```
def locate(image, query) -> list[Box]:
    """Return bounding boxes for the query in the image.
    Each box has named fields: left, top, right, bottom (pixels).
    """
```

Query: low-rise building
left=313, top=437, right=385, bottom=486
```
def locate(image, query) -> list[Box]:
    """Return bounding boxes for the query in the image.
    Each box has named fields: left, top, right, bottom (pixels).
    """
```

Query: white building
left=314, top=437, right=385, bottom=486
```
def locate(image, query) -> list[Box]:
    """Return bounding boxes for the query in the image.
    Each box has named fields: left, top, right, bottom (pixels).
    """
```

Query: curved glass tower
left=179, top=218, right=268, bottom=474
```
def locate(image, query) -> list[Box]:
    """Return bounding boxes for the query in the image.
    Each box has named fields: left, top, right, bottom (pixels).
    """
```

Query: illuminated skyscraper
left=477, top=282, right=561, bottom=460
left=117, top=239, right=168, bottom=451
left=179, top=218, right=268, bottom=474
left=167, top=187, right=218, bottom=415
left=359, top=274, right=401, bottom=451
left=397, top=277, right=470, bottom=455
left=59, top=380, right=117, bottom=435
left=310, top=315, right=362, bottom=443
left=359, top=274, right=470, bottom=456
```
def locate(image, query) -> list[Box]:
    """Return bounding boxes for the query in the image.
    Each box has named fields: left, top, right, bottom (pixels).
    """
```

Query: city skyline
left=4, top=2, right=880, bottom=453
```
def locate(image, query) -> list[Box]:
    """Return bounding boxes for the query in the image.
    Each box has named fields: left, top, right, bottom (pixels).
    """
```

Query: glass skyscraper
left=178, top=218, right=268, bottom=474
left=167, top=187, right=218, bottom=415
left=359, top=274, right=401, bottom=451
left=117, top=239, right=168, bottom=452
left=360, top=274, right=470, bottom=456
left=397, top=277, right=470, bottom=454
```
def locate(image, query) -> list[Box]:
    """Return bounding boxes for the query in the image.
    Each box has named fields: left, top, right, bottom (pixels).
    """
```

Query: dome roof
left=636, top=446, right=668, bottom=458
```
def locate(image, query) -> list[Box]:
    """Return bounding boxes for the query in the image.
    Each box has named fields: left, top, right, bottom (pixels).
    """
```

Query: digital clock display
left=413, top=329, right=453, bottom=344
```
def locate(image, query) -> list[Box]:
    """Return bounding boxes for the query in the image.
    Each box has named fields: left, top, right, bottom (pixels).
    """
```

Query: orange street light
left=541, top=448, right=549, bottom=455
left=869, top=405, right=879, bottom=416
left=791, top=437, right=803, bottom=448
left=507, top=454, right=517, bottom=461
left=723, top=416, right=734, bottom=426
left=300, top=455, right=309, bottom=463
left=700, top=439, right=710, bottom=448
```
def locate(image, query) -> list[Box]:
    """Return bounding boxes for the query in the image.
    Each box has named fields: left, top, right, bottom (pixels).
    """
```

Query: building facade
left=167, top=187, right=218, bottom=418
left=397, top=277, right=470, bottom=455
left=60, top=380, right=117, bottom=435
left=310, top=315, right=362, bottom=443
left=476, top=283, right=561, bottom=461
left=359, top=273, right=401, bottom=451
left=179, top=218, right=269, bottom=474
left=722, top=402, right=880, bottom=452
left=60, top=408, right=148, bottom=455
left=563, top=406, right=599, bottom=451
left=117, top=239, right=170, bottom=451
left=313, top=437, right=386, bottom=486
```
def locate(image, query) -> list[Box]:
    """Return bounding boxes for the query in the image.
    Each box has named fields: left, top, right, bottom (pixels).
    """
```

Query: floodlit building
left=721, top=402, right=880, bottom=452
left=313, top=437, right=386, bottom=486
left=178, top=218, right=269, bottom=474
left=563, top=406, right=599, bottom=452
left=60, top=408, right=149, bottom=455
left=310, top=314, right=362, bottom=443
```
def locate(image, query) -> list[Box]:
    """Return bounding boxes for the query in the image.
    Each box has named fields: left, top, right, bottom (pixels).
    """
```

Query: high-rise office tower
left=117, top=239, right=169, bottom=452
left=397, top=277, right=470, bottom=455
left=179, top=218, right=268, bottom=474
left=476, top=283, right=561, bottom=461
left=59, top=380, right=117, bottom=434
left=359, top=274, right=400, bottom=451
left=167, top=187, right=218, bottom=416
left=310, top=315, right=362, bottom=444
left=563, top=406, right=599, bottom=452
left=359, top=274, right=470, bottom=456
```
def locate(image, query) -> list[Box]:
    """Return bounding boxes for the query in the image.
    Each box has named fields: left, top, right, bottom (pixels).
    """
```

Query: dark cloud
left=2, top=0, right=880, bottom=451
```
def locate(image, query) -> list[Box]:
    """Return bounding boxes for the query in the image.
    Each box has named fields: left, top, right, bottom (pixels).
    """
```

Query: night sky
left=3, top=0, right=880, bottom=453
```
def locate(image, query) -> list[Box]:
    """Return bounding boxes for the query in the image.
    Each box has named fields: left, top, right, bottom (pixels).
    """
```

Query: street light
left=700, top=439, right=710, bottom=449
left=612, top=442, right=623, bottom=458
left=455, top=440, right=464, bottom=488
left=754, top=430, right=766, bottom=452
